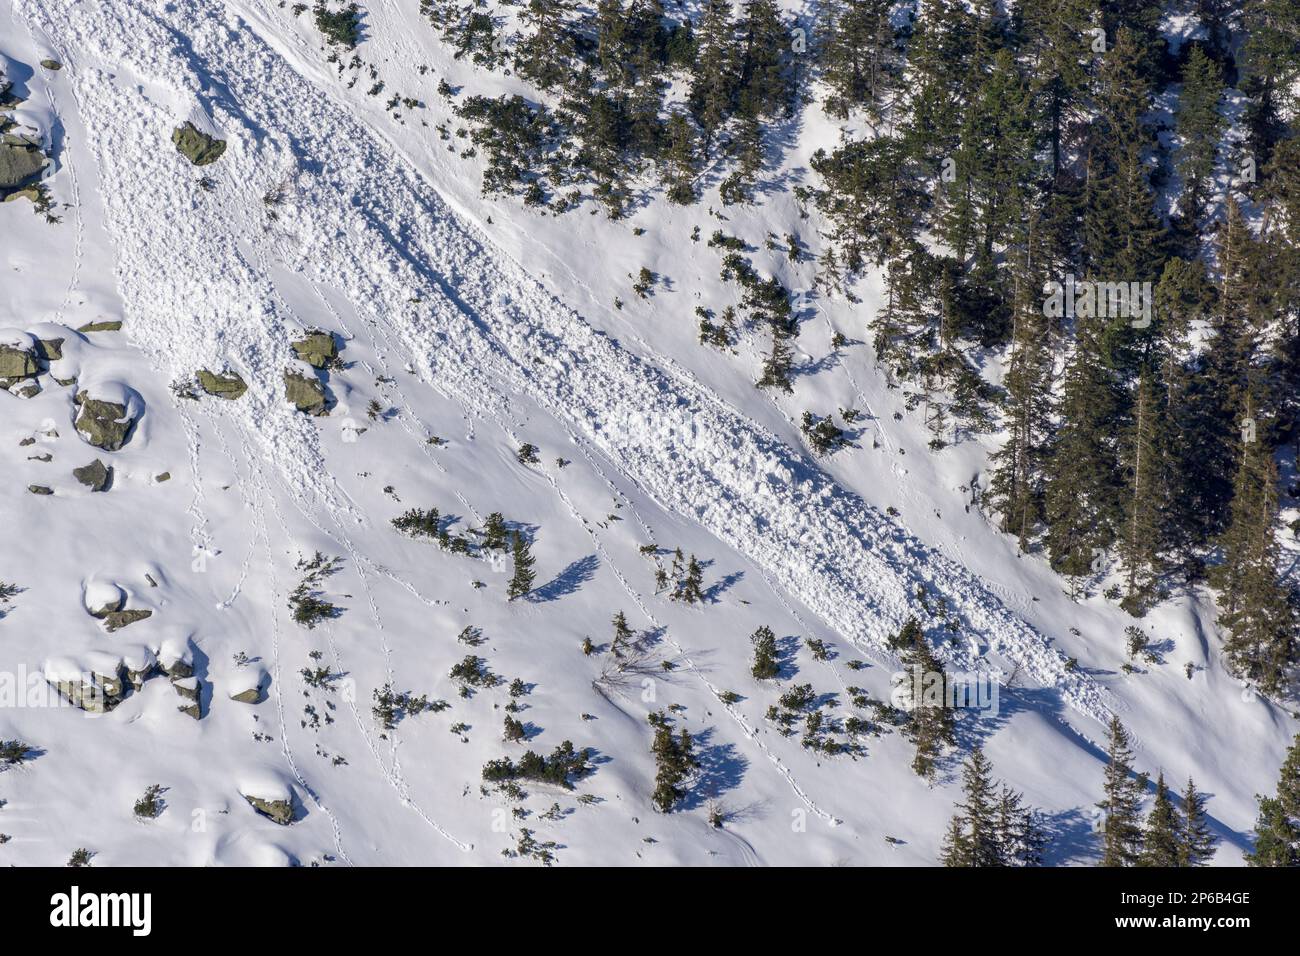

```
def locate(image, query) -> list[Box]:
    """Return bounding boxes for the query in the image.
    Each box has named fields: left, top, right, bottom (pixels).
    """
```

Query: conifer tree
left=1180, top=776, right=1216, bottom=866
left=1209, top=424, right=1298, bottom=694
left=1119, top=365, right=1168, bottom=613
left=507, top=530, right=536, bottom=600
left=1174, top=44, right=1225, bottom=230
left=1138, top=772, right=1182, bottom=866
left=901, top=630, right=956, bottom=779
left=1246, top=734, right=1300, bottom=865
left=1098, top=716, right=1146, bottom=866
left=750, top=625, right=779, bottom=679
left=688, top=0, right=739, bottom=151
left=819, top=0, right=897, bottom=121
left=941, top=745, right=1003, bottom=866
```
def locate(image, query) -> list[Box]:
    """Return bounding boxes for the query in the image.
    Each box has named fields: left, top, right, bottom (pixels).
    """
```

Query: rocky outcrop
left=196, top=369, right=247, bottom=401
left=171, top=122, right=226, bottom=166
left=47, top=662, right=128, bottom=714
left=0, top=140, right=46, bottom=191
left=290, top=331, right=338, bottom=369
left=284, top=369, right=328, bottom=416
left=243, top=795, right=293, bottom=826
left=72, top=459, right=111, bottom=492
left=0, top=343, right=38, bottom=381
left=102, top=608, right=152, bottom=633
left=74, top=391, right=138, bottom=450
left=172, top=676, right=202, bottom=720
left=76, top=320, right=122, bottom=333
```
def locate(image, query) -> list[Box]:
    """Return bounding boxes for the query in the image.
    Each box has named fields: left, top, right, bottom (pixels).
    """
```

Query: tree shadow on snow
left=529, top=553, right=599, bottom=602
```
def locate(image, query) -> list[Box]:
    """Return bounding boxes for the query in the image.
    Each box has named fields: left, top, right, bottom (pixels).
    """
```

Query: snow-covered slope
left=0, top=0, right=1293, bottom=866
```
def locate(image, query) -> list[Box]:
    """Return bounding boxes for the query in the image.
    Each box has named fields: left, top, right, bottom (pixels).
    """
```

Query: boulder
left=290, top=331, right=338, bottom=369
left=39, top=59, right=61, bottom=71
left=76, top=320, right=122, bottom=333
left=74, top=390, right=138, bottom=450
left=8, top=379, right=39, bottom=399
left=196, top=369, right=248, bottom=400
left=0, top=343, right=37, bottom=379
left=243, top=795, right=294, bottom=826
left=27, top=484, right=52, bottom=495
left=72, top=459, right=111, bottom=492
left=102, top=608, right=152, bottom=633
left=2, top=184, right=40, bottom=204
left=284, top=369, right=327, bottom=416
left=171, top=122, right=226, bottom=166
left=0, top=141, right=46, bottom=190
left=46, top=660, right=128, bottom=714
left=36, top=338, right=64, bottom=361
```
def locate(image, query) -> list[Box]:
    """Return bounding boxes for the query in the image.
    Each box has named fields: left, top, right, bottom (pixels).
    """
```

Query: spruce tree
left=942, top=745, right=1003, bottom=866
left=1180, top=776, right=1216, bottom=866
left=1209, top=423, right=1298, bottom=695
left=750, top=625, right=779, bottom=679
left=507, top=530, right=536, bottom=600
left=1138, top=772, right=1182, bottom=866
left=1174, top=44, right=1225, bottom=230
left=1098, top=716, right=1146, bottom=866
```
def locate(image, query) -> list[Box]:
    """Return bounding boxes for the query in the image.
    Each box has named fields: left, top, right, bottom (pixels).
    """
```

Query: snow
left=0, top=0, right=1293, bottom=866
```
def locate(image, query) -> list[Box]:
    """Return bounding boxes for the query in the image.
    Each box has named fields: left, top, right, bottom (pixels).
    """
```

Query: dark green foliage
left=313, top=2, right=360, bottom=48
left=649, top=711, right=698, bottom=812
left=1098, top=717, right=1147, bottom=866
left=508, top=531, right=537, bottom=600
left=482, top=740, right=591, bottom=789
left=750, top=625, right=779, bottom=679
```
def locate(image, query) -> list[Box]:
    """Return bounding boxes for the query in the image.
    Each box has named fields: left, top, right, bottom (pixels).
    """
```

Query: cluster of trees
left=429, top=0, right=800, bottom=218
left=941, top=746, right=1046, bottom=866
left=1248, top=733, right=1300, bottom=866
left=430, top=4, right=1300, bottom=695
left=1094, top=717, right=1216, bottom=866
left=812, top=2, right=1300, bottom=693
left=649, top=710, right=699, bottom=811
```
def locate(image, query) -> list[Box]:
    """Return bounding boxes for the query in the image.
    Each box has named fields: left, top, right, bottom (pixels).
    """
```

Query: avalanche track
left=18, top=0, right=1112, bottom=727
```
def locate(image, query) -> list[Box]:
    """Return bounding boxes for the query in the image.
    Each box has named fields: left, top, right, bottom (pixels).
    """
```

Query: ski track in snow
left=18, top=0, right=1115, bottom=754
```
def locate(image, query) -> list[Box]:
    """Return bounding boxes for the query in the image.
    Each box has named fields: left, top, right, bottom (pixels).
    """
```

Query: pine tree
left=482, top=512, right=509, bottom=551
left=941, top=745, right=1003, bottom=865
left=688, top=0, right=738, bottom=151
left=901, top=632, right=956, bottom=779
left=750, top=625, right=779, bottom=679
left=1174, top=44, right=1225, bottom=230
left=1138, top=772, right=1182, bottom=866
left=1246, top=734, right=1300, bottom=865
left=1179, top=776, right=1216, bottom=866
left=1209, top=423, right=1298, bottom=695
left=611, top=610, right=634, bottom=654
left=1118, top=365, right=1168, bottom=613
left=507, top=530, right=536, bottom=600
left=996, top=784, right=1048, bottom=866
left=514, top=0, right=576, bottom=90
left=819, top=0, right=897, bottom=122
left=1098, top=716, right=1146, bottom=866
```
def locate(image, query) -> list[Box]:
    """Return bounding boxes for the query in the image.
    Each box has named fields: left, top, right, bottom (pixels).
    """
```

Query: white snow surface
left=0, top=0, right=1293, bottom=866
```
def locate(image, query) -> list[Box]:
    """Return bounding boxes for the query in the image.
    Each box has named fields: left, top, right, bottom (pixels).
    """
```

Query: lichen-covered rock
left=0, top=141, right=46, bottom=190
left=27, top=484, right=52, bottom=495
left=39, top=59, right=61, bottom=71
left=290, top=331, right=338, bottom=369
left=72, top=459, right=111, bottom=492
left=102, top=608, right=152, bottom=633
left=8, top=379, right=39, bottom=399
left=74, top=390, right=138, bottom=450
left=171, top=122, right=226, bottom=166
left=284, top=369, right=328, bottom=416
left=76, top=320, right=122, bottom=333
left=196, top=369, right=248, bottom=400
left=243, top=795, right=294, bottom=826
left=0, top=343, right=37, bottom=379
left=45, top=659, right=128, bottom=714
left=36, top=338, right=64, bottom=362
